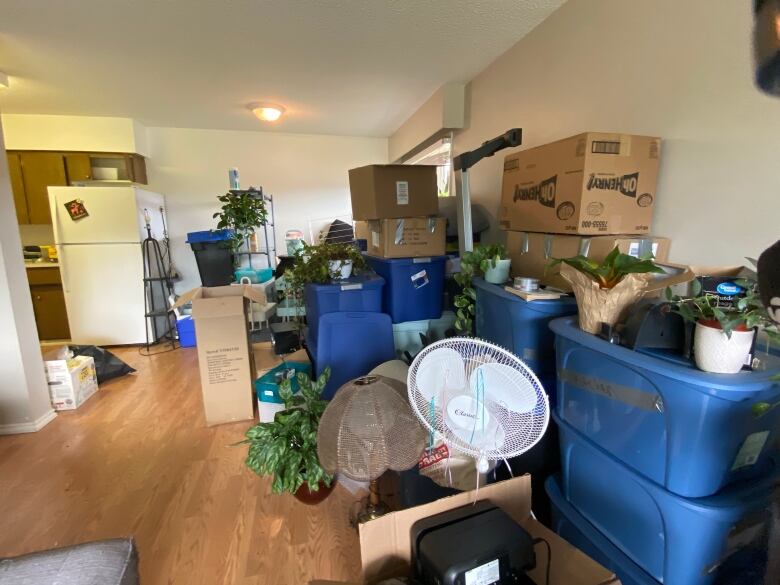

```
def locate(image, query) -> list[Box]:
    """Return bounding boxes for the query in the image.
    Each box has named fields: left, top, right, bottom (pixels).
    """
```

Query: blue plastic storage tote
left=474, top=278, right=577, bottom=379
left=304, top=274, right=384, bottom=342
left=551, top=316, right=780, bottom=497
left=365, top=255, right=446, bottom=323
left=547, top=475, right=657, bottom=585
left=306, top=311, right=395, bottom=400
left=254, top=361, right=311, bottom=404
left=176, top=315, right=196, bottom=347
left=555, top=414, right=777, bottom=585
left=547, top=475, right=770, bottom=585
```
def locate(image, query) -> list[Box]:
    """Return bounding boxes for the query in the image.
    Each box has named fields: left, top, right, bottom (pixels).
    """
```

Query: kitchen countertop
left=25, top=261, right=60, bottom=269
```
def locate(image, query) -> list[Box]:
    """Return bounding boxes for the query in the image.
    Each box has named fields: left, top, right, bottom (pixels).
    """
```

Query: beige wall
left=392, top=0, right=780, bottom=265
left=144, top=127, right=387, bottom=292
left=0, top=116, right=56, bottom=434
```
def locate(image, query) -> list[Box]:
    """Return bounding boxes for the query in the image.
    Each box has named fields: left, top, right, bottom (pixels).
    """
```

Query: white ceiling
left=0, top=0, right=565, bottom=137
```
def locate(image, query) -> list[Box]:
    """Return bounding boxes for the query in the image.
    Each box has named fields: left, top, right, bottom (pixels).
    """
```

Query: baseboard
left=0, top=408, right=57, bottom=435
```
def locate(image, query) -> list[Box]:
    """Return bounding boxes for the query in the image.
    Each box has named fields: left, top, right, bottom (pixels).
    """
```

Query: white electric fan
left=407, top=338, right=550, bottom=477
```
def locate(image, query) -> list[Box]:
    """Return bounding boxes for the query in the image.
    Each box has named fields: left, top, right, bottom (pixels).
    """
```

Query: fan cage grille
left=407, top=337, right=550, bottom=460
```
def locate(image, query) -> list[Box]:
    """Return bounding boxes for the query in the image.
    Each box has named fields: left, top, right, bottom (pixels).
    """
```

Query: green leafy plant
left=213, top=189, right=268, bottom=251
left=241, top=368, right=333, bottom=495
left=283, top=241, right=368, bottom=332
left=549, top=246, right=664, bottom=289
left=665, top=278, right=780, bottom=341
left=453, top=244, right=508, bottom=334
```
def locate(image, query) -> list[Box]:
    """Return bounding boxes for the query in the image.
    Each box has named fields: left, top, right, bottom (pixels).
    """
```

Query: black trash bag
left=69, top=345, right=136, bottom=384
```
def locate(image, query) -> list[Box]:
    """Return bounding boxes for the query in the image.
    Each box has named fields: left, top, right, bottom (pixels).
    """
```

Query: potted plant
left=213, top=188, right=268, bottom=255
left=453, top=244, right=510, bottom=334
left=666, top=279, right=780, bottom=374
left=549, top=246, right=665, bottom=334
left=242, top=368, right=335, bottom=504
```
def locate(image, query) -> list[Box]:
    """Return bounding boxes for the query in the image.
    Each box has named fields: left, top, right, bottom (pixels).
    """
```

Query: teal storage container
left=254, top=361, right=311, bottom=404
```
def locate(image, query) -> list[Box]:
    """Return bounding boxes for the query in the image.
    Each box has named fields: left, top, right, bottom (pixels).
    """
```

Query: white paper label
left=396, top=181, right=409, bottom=205
left=465, top=558, right=500, bottom=585
left=371, top=231, right=380, bottom=248
left=731, top=431, right=769, bottom=470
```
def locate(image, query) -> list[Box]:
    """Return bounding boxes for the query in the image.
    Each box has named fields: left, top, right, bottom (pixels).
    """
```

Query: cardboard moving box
left=44, top=354, right=98, bottom=411
left=355, top=217, right=446, bottom=258
left=252, top=343, right=312, bottom=422
left=500, top=132, right=661, bottom=235
left=506, top=231, right=670, bottom=292
left=354, top=475, right=620, bottom=585
left=173, top=284, right=267, bottom=426
left=349, top=164, right=439, bottom=220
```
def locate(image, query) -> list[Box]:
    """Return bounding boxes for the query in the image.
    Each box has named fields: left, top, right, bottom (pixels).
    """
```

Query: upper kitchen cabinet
left=19, top=152, right=68, bottom=224
left=64, top=153, right=93, bottom=182
left=7, top=151, right=148, bottom=225
left=89, top=153, right=147, bottom=183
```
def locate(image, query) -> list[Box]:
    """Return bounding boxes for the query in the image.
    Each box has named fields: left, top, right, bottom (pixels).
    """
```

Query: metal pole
left=455, top=168, right=474, bottom=256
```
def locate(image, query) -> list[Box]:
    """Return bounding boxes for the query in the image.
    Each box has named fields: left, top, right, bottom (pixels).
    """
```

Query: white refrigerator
left=48, top=185, right=169, bottom=345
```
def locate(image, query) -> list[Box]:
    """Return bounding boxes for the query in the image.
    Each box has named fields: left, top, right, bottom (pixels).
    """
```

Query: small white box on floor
left=44, top=355, right=98, bottom=411
left=257, top=397, right=286, bottom=423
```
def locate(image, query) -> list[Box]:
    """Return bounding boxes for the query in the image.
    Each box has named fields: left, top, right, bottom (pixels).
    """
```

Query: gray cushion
left=0, top=538, right=138, bottom=585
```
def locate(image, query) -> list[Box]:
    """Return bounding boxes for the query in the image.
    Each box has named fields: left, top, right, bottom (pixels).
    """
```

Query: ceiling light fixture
left=250, top=103, right=285, bottom=122
left=0, top=72, right=8, bottom=90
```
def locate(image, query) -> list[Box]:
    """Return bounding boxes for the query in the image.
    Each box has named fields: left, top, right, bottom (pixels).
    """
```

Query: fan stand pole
left=355, top=479, right=390, bottom=525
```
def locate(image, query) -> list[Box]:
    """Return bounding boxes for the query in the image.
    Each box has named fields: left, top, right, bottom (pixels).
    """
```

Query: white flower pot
left=693, top=320, right=754, bottom=374
left=328, top=259, right=353, bottom=280
left=484, top=259, right=511, bottom=284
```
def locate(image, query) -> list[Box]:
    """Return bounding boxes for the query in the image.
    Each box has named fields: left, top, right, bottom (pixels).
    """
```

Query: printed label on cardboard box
left=396, top=181, right=409, bottom=205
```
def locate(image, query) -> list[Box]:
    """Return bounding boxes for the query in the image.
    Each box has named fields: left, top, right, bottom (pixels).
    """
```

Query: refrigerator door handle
left=58, top=245, right=70, bottom=294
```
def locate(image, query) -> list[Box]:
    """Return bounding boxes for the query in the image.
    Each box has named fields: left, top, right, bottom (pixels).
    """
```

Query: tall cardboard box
left=44, top=354, right=98, bottom=411
left=506, top=231, right=670, bottom=291
left=349, top=164, right=439, bottom=220
left=173, top=284, right=267, bottom=426
left=354, top=217, right=446, bottom=258
left=500, top=132, right=661, bottom=235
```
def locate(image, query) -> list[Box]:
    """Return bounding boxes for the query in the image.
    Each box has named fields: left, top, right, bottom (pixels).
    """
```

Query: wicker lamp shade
left=317, top=375, right=427, bottom=481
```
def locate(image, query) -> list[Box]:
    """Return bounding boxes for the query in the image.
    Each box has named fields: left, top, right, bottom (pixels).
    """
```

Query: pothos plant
left=453, top=244, right=508, bottom=334
left=212, top=189, right=268, bottom=252
left=548, top=246, right=665, bottom=289
left=241, top=368, right=333, bottom=495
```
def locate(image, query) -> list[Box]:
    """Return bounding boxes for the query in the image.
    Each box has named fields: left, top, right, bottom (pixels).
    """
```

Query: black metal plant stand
left=142, top=213, right=178, bottom=354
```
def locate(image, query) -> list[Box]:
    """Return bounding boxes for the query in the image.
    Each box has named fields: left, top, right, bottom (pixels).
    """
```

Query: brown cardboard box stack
left=499, top=132, right=670, bottom=290
left=349, top=164, right=444, bottom=258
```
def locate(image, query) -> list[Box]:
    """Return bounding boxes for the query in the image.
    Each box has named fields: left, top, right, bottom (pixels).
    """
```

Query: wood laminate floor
left=0, top=346, right=361, bottom=584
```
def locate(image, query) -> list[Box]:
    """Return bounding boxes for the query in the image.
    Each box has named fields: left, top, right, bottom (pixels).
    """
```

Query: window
left=402, top=134, right=453, bottom=197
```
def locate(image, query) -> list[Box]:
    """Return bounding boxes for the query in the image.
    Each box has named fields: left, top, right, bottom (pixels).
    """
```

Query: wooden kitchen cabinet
left=19, top=152, right=68, bottom=224
left=8, top=150, right=148, bottom=225
left=27, top=267, right=70, bottom=341
left=64, top=153, right=92, bottom=182
left=6, top=153, right=30, bottom=224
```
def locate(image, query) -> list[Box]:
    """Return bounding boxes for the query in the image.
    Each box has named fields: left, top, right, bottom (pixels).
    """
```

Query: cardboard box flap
left=191, top=295, right=247, bottom=319
left=358, top=475, right=618, bottom=585
left=687, top=265, right=755, bottom=279
left=172, top=284, right=267, bottom=310
left=646, top=262, right=695, bottom=292
left=359, top=476, right=532, bottom=583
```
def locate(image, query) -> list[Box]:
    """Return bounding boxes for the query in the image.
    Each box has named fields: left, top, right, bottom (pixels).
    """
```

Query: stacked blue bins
left=364, top=256, right=447, bottom=323
left=474, top=277, right=578, bottom=524
left=304, top=274, right=384, bottom=341
left=546, top=475, right=771, bottom=585
left=307, top=313, right=395, bottom=400
left=548, top=316, right=780, bottom=585
left=304, top=274, right=394, bottom=399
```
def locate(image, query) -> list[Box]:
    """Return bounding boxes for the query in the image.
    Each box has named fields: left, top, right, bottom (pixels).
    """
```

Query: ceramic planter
left=293, top=480, right=335, bottom=505
left=484, top=258, right=511, bottom=284
left=328, top=259, right=353, bottom=280
left=693, top=320, right=754, bottom=374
